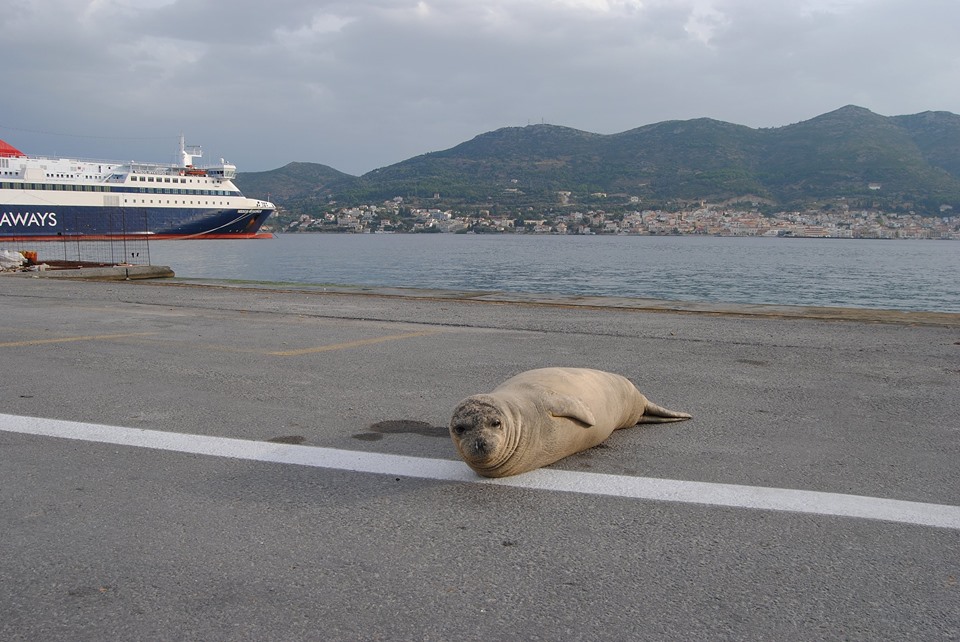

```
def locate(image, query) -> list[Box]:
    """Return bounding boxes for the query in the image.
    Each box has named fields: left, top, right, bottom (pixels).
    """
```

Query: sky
left=2, top=0, right=958, bottom=175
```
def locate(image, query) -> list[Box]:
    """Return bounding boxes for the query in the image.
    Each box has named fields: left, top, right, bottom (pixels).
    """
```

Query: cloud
left=2, top=0, right=959, bottom=174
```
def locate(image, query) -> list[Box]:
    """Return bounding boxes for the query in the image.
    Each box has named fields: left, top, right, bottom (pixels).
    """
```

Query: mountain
left=237, top=161, right=357, bottom=209
left=757, top=106, right=960, bottom=211
left=890, top=110, right=960, bottom=177
left=236, top=106, right=960, bottom=216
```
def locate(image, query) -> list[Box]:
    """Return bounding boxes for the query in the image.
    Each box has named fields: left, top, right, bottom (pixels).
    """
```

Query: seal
left=449, top=367, right=691, bottom=478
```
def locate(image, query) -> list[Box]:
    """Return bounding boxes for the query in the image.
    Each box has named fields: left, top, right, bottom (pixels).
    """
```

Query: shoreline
left=12, top=264, right=958, bottom=327
left=163, top=278, right=960, bottom=327
left=264, top=229, right=960, bottom=240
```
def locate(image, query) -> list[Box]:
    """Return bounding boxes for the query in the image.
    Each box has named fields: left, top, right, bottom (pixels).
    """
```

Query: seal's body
left=449, top=367, right=691, bottom=478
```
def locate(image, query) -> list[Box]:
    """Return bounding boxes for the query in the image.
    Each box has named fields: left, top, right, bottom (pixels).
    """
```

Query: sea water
left=146, top=234, right=960, bottom=313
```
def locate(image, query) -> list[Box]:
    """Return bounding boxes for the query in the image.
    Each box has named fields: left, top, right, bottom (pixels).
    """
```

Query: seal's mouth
left=453, top=427, right=500, bottom=461
left=462, top=435, right=494, bottom=460
left=467, top=436, right=487, bottom=454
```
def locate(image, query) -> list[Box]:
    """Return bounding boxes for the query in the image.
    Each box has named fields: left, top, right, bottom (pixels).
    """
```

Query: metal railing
left=0, top=209, right=152, bottom=267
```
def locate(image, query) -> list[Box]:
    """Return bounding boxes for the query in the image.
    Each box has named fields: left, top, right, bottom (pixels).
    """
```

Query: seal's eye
left=490, top=418, right=501, bottom=428
left=452, top=423, right=468, bottom=436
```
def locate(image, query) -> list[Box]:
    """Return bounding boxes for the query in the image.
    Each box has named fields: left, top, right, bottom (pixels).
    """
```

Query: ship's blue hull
left=0, top=204, right=272, bottom=239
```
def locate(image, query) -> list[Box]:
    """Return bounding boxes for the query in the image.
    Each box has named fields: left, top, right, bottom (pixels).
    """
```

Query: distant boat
left=0, top=135, right=275, bottom=240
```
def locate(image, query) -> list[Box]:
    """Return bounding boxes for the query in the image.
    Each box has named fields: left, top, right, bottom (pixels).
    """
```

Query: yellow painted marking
left=267, top=330, right=442, bottom=356
left=0, top=332, right=157, bottom=348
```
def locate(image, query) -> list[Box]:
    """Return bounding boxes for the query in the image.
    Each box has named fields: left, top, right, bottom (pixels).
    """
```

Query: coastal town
left=277, top=200, right=960, bottom=239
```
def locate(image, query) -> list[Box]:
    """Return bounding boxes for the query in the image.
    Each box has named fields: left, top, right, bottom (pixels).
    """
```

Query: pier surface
left=1, top=274, right=958, bottom=640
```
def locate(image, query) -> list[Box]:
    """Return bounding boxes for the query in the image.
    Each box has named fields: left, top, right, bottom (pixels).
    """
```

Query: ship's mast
left=178, top=133, right=202, bottom=167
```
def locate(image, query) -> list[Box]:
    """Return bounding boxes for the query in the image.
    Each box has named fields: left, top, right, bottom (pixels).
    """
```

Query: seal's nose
left=471, top=438, right=488, bottom=455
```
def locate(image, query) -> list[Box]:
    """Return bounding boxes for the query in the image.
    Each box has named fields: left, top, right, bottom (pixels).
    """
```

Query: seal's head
left=449, top=394, right=519, bottom=476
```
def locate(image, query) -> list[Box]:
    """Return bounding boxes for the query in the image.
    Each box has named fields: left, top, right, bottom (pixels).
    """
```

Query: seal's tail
left=639, top=400, right=692, bottom=424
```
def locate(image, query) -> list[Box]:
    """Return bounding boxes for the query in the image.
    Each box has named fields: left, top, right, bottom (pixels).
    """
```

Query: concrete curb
left=2, top=265, right=175, bottom=280
left=4, top=268, right=958, bottom=325
left=156, top=278, right=960, bottom=327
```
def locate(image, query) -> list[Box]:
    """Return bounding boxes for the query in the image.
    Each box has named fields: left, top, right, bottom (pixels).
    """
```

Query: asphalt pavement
left=1, top=273, right=958, bottom=641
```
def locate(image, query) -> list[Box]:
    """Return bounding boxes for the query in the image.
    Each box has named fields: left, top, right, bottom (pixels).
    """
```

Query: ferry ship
left=0, top=135, right=275, bottom=240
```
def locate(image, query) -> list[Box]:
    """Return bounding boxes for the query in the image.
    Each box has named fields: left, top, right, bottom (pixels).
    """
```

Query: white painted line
left=3, top=412, right=959, bottom=531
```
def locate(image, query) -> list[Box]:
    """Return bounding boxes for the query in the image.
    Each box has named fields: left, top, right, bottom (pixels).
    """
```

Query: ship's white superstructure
left=0, top=135, right=275, bottom=239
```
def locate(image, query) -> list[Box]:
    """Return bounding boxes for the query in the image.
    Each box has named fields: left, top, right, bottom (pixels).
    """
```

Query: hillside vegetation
left=237, top=106, right=960, bottom=217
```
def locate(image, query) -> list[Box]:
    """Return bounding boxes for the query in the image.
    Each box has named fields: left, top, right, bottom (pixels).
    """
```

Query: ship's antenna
left=178, top=133, right=202, bottom=167
left=179, top=133, right=189, bottom=167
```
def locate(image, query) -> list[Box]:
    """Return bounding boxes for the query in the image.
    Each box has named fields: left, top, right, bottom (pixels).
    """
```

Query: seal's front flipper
left=543, top=392, right=597, bottom=427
